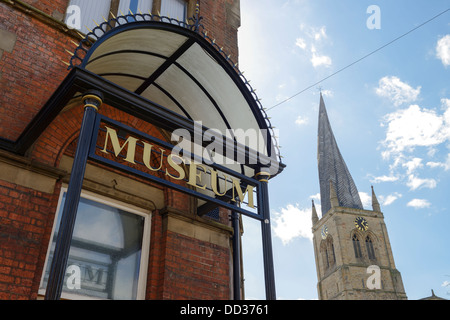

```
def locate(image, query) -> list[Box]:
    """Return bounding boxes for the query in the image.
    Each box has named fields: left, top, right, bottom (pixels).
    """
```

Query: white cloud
left=382, top=104, right=450, bottom=157
left=427, top=153, right=450, bottom=171
left=320, top=89, right=333, bottom=97
left=379, top=193, right=402, bottom=206
left=313, top=26, right=327, bottom=41
left=272, top=203, right=314, bottom=245
left=359, top=192, right=371, bottom=209
left=442, top=98, right=450, bottom=108
left=370, top=175, right=399, bottom=183
left=407, top=198, right=431, bottom=209
left=295, top=25, right=332, bottom=68
left=403, top=157, right=423, bottom=174
left=310, top=52, right=332, bottom=68
left=295, top=37, right=307, bottom=50
left=378, top=97, right=450, bottom=190
left=436, top=34, right=450, bottom=67
left=376, top=76, right=421, bottom=107
left=295, top=115, right=309, bottom=126
left=406, top=174, right=437, bottom=190
left=426, top=161, right=445, bottom=169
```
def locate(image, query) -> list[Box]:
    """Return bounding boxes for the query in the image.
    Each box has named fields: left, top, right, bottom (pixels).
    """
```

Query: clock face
left=355, top=217, right=369, bottom=231
left=321, top=225, right=328, bottom=239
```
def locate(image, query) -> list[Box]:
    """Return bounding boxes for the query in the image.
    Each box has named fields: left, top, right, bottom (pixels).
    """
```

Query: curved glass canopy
left=68, top=12, right=283, bottom=178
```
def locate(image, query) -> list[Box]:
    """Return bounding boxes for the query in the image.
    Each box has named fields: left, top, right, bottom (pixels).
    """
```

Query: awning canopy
left=69, top=13, right=283, bottom=177
left=0, top=12, right=285, bottom=202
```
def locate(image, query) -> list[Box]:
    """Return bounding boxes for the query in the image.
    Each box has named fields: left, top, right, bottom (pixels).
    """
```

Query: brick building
left=0, top=0, right=283, bottom=300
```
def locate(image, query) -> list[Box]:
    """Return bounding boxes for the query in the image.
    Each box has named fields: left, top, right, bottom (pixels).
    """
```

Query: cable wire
left=266, top=7, right=450, bottom=111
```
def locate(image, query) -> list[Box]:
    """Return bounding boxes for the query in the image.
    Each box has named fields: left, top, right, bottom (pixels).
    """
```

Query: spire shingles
left=317, top=93, right=363, bottom=215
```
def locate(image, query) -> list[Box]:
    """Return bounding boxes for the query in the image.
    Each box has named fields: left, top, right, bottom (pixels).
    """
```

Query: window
left=320, top=241, right=329, bottom=269
left=117, top=0, right=154, bottom=23
left=65, top=0, right=188, bottom=34
left=324, top=246, right=330, bottom=268
left=321, top=237, right=336, bottom=270
left=118, top=0, right=153, bottom=16
left=330, top=242, right=336, bottom=265
left=352, top=234, right=362, bottom=258
left=39, top=188, right=150, bottom=300
left=66, top=0, right=111, bottom=34
left=366, top=236, right=376, bottom=260
left=161, top=0, right=187, bottom=20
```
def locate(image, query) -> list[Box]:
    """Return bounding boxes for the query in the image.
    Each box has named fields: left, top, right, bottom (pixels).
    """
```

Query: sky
left=236, top=0, right=450, bottom=300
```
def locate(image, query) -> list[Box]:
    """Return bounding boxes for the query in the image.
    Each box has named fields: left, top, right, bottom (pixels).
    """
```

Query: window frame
left=39, top=186, right=151, bottom=300
left=160, top=0, right=187, bottom=20
left=352, top=234, right=362, bottom=259
left=329, top=241, right=336, bottom=265
left=65, top=0, right=195, bottom=34
left=320, top=237, right=336, bottom=270
left=365, top=236, right=376, bottom=260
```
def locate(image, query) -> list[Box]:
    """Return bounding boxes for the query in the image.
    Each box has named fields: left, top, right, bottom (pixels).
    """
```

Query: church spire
left=312, top=200, right=319, bottom=225
left=371, top=186, right=381, bottom=212
left=317, top=93, right=363, bottom=215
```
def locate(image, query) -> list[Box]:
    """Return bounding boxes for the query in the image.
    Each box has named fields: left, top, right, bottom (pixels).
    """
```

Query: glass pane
left=118, top=0, right=153, bottom=16
left=241, top=216, right=265, bottom=300
left=41, top=193, right=145, bottom=300
left=66, top=0, right=111, bottom=34
left=161, top=0, right=187, bottom=20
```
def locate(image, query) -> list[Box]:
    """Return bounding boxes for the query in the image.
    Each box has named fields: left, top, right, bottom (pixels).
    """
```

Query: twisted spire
left=317, top=93, right=363, bottom=215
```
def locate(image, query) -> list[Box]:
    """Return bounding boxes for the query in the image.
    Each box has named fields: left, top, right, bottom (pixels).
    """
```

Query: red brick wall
left=0, top=0, right=237, bottom=300
left=146, top=209, right=165, bottom=299
left=146, top=210, right=231, bottom=300
left=0, top=179, right=61, bottom=300
left=20, top=0, right=70, bottom=17
left=162, top=231, right=230, bottom=299
left=0, top=2, right=72, bottom=141
left=199, top=0, right=240, bottom=63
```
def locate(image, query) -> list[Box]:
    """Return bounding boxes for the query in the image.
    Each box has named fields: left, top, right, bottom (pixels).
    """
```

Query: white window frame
left=65, top=0, right=111, bottom=35
left=39, top=186, right=151, bottom=300
left=118, top=0, right=154, bottom=16
left=65, top=0, right=191, bottom=34
left=161, top=0, right=187, bottom=20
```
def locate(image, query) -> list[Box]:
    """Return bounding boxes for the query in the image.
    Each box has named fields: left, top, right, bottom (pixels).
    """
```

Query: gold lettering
left=210, top=170, right=228, bottom=196
left=142, top=142, right=165, bottom=172
left=166, top=154, right=185, bottom=180
left=231, top=178, right=255, bottom=208
left=187, top=162, right=208, bottom=190
left=100, top=125, right=255, bottom=209
left=101, top=126, right=138, bottom=164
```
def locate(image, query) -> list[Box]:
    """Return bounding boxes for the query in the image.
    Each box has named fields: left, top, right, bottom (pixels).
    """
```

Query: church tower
left=311, top=94, right=407, bottom=300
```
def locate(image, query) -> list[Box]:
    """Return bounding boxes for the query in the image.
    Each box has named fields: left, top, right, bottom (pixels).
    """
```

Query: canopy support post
left=256, top=170, right=277, bottom=300
left=44, top=91, right=103, bottom=300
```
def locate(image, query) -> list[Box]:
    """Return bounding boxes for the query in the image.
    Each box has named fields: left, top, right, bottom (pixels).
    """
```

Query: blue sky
left=237, top=0, right=450, bottom=300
